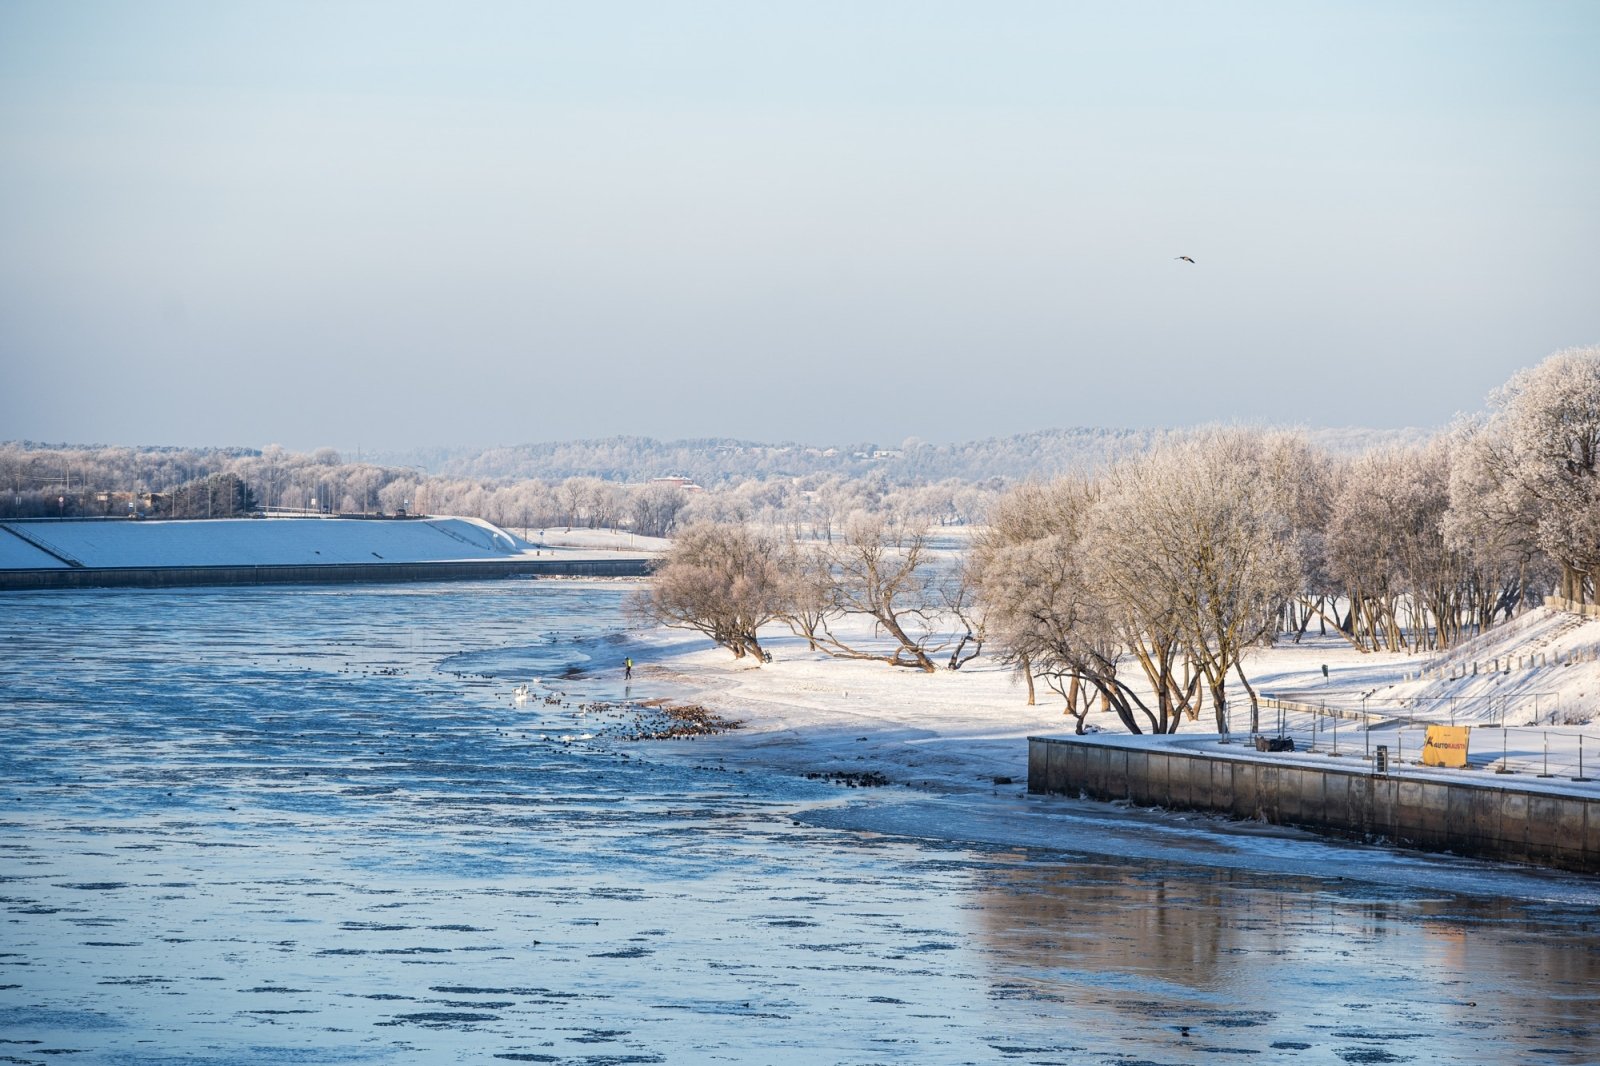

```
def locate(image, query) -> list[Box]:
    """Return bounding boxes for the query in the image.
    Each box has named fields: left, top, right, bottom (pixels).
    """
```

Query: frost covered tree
left=811, top=516, right=944, bottom=672
left=778, top=543, right=837, bottom=652
left=970, top=479, right=1147, bottom=733
left=1327, top=440, right=1467, bottom=651
left=1326, top=449, right=1414, bottom=651
left=161, top=472, right=257, bottom=518
left=630, top=523, right=793, bottom=663
left=937, top=562, right=986, bottom=671
left=629, top=483, right=689, bottom=538
left=1446, top=421, right=1540, bottom=628
left=558, top=477, right=605, bottom=528
left=1454, top=346, right=1600, bottom=605
left=973, top=432, right=1305, bottom=735
left=1253, top=432, right=1338, bottom=642
left=1090, top=429, right=1302, bottom=735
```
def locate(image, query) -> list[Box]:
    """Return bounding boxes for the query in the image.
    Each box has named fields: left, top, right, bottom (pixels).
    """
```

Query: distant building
left=648, top=475, right=704, bottom=493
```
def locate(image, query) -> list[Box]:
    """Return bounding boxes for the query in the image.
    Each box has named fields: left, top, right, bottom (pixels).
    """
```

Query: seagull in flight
left=1175, top=255, right=1195, bottom=264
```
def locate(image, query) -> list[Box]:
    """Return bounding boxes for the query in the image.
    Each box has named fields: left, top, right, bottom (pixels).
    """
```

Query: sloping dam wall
left=0, top=557, right=652, bottom=591
left=1028, top=735, right=1600, bottom=875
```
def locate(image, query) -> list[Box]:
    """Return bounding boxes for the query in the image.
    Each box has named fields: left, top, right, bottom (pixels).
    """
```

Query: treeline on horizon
left=1, top=423, right=1425, bottom=532
left=372, top=424, right=1426, bottom=484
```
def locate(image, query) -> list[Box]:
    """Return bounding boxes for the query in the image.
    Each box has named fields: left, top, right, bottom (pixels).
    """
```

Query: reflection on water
left=973, top=859, right=1600, bottom=1061
left=0, top=582, right=1597, bottom=1064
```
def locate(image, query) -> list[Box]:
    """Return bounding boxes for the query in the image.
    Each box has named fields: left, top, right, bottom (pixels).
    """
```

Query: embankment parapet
left=1028, top=735, right=1600, bottom=874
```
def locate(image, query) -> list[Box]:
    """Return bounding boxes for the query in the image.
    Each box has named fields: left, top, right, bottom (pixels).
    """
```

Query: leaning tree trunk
left=1107, top=690, right=1143, bottom=735
left=740, top=633, right=766, bottom=663
left=1234, top=660, right=1259, bottom=733
left=877, top=612, right=936, bottom=672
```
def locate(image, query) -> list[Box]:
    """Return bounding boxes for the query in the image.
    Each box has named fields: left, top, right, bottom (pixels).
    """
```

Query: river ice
left=2, top=581, right=1597, bottom=1064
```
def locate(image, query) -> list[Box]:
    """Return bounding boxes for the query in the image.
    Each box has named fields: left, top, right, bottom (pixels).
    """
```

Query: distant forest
left=373, top=425, right=1426, bottom=485
left=1, top=425, right=1429, bottom=535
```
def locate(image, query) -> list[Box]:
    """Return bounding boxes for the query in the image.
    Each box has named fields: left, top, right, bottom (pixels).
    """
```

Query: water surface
left=1, top=581, right=1597, bottom=1064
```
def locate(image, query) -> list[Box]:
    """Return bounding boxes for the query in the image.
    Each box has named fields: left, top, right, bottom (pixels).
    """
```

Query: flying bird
left=1175, top=256, right=1195, bottom=263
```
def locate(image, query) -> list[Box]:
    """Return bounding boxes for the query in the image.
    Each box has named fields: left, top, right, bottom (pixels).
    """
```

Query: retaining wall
left=0, top=557, right=653, bottom=591
left=1028, top=735, right=1600, bottom=874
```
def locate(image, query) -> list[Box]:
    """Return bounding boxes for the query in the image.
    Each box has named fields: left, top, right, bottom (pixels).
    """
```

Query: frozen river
left=2, top=581, right=1598, bottom=1065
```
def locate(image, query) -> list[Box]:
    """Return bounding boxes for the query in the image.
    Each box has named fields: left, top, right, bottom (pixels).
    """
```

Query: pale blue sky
left=2, top=1, right=1596, bottom=450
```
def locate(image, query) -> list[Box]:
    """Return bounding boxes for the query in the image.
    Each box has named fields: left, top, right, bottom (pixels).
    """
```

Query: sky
left=1, top=1, right=1597, bottom=452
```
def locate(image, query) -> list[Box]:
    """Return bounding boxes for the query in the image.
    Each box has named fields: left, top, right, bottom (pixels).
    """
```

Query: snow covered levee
left=0, top=515, right=654, bottom=590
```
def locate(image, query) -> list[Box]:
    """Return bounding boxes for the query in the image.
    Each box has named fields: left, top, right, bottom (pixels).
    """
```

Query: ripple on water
left=4, top=583, right=1600, bottom=1065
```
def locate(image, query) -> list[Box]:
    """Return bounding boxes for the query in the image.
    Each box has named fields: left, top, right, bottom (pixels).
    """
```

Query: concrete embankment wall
left=1028, top=736, right=1600, bottom=874
left=0, top=557, right=652, bottom=591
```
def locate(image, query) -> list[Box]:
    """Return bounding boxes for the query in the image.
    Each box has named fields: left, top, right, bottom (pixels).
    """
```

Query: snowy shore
left=630, top=605, right=1593, bottom=781
left=597, top=615, right=1600, bottom=904
left=625, top=606, right=1600, bottom=808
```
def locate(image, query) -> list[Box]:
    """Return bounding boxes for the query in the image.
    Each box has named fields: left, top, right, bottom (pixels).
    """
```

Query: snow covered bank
left=627, top=609, right=1600, bottom=854
left=634, top=627, right=1067, bottom=794
left=1256, top=606, right=1600, bottom=727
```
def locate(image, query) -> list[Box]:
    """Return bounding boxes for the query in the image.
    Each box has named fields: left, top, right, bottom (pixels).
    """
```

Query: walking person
left=624, top=657, right=633, bottom=680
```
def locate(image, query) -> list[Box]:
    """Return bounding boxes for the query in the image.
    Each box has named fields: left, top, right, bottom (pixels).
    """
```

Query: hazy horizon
left=2, top=423, right=1436, bottom=482
left=3, top=2, right=1597, bottom=452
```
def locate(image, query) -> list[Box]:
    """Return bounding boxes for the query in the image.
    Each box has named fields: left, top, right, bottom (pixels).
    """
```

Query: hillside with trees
left=0, top=424, right=1426, bottom=532
left=377, top=424, right=1426, bottom=486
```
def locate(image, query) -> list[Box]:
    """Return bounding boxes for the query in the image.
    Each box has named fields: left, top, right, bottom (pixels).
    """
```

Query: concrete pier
left=1029, top=734, right=1600, bottom=874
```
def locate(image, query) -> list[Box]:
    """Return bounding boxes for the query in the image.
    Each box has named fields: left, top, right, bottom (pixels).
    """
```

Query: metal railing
left=1260, top=691, right=1584, bottom=727
left=1241, top=698, right=1598, bottom=782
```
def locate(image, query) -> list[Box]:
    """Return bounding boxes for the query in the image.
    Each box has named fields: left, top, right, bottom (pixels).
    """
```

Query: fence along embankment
left=1545, top=594, right=1600, bottom=619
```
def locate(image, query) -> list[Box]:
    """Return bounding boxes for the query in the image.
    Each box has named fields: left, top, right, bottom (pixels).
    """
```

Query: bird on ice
left=1175, top=255, right=1196, bottom=263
